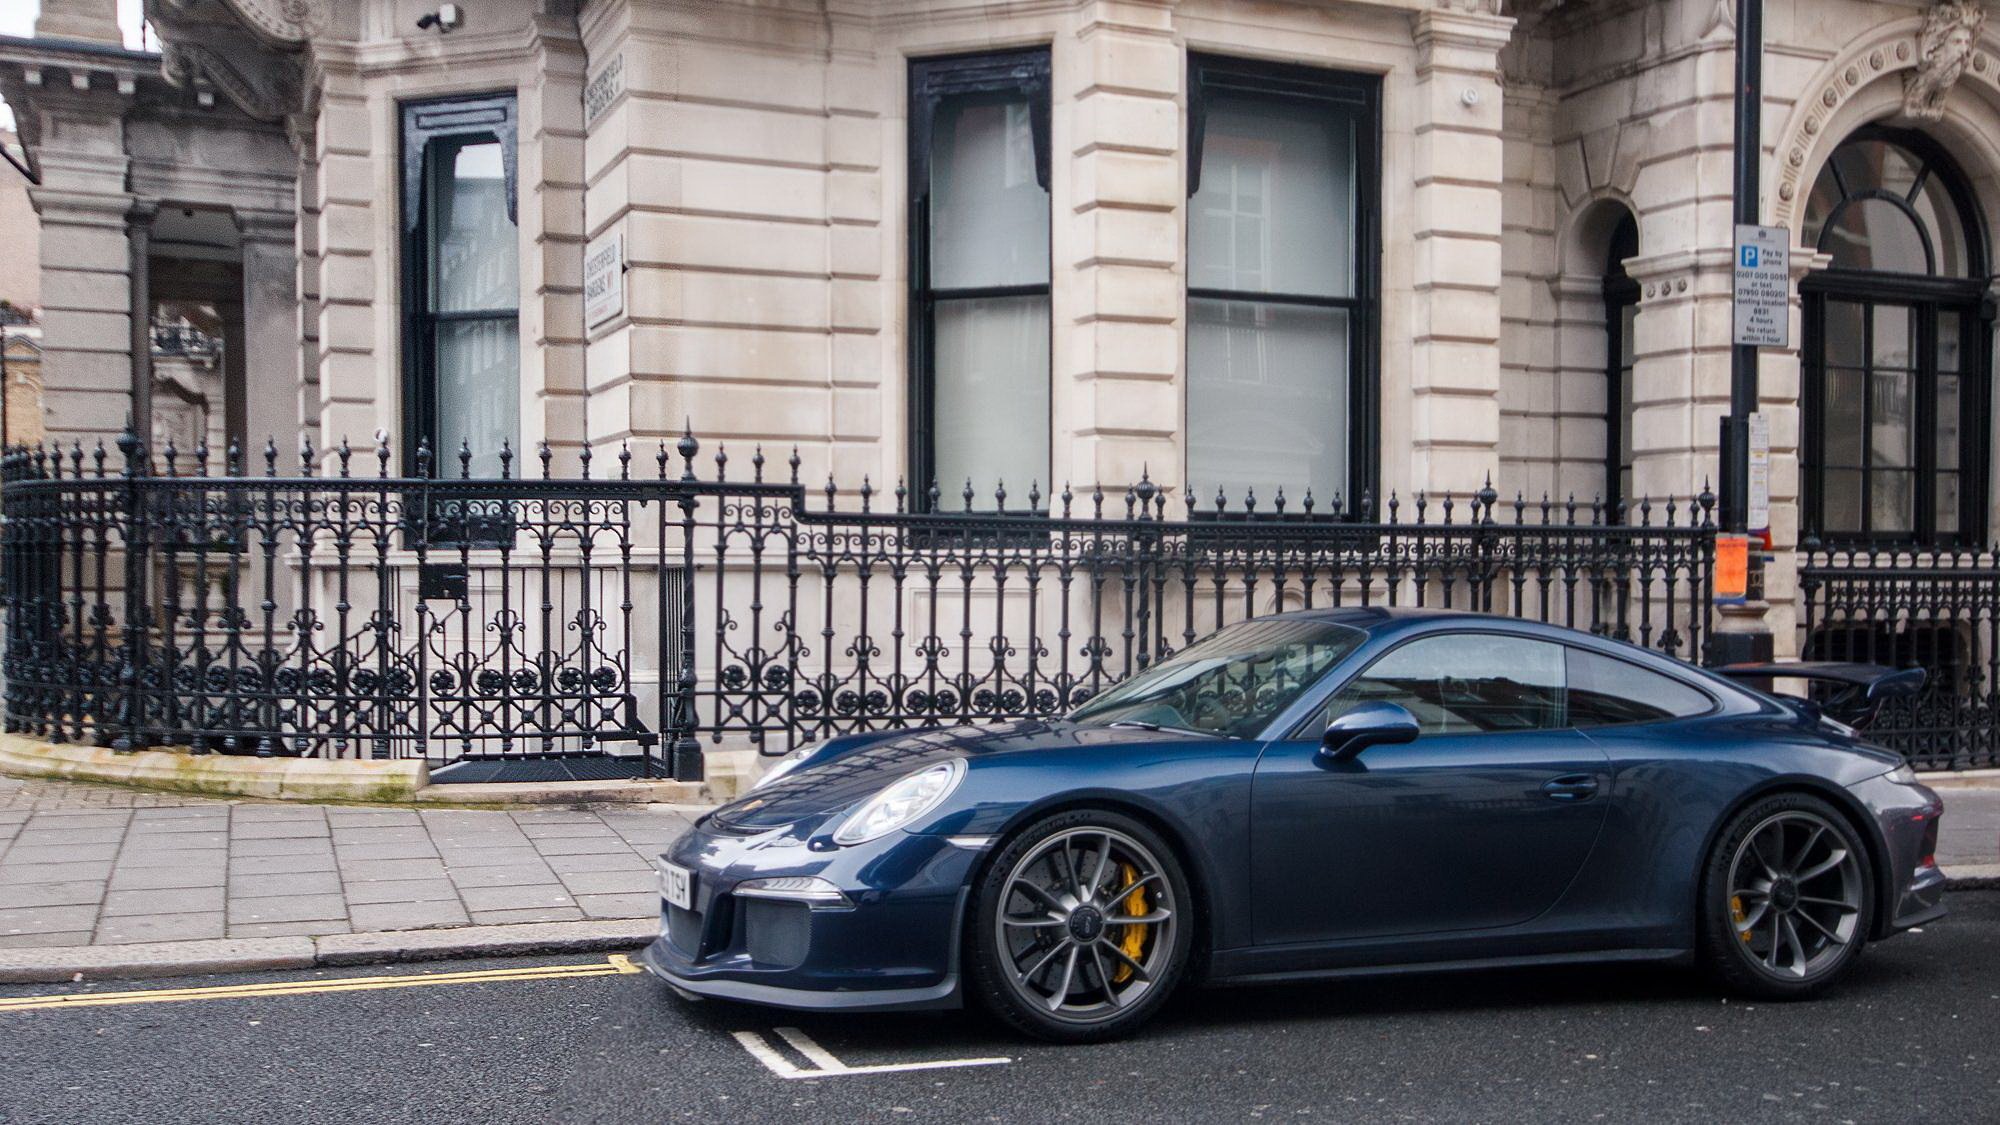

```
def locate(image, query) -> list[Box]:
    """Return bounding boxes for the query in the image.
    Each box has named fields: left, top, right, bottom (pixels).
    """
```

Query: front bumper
left=1847, top=771, right=1948, bottom=935
left=638, top=819, right=982, bottom=1012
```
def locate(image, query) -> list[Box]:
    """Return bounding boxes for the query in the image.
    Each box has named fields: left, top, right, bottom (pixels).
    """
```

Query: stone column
left=1406, top=5, right=1514, bottom=497
left=127, top=205, right=153, bottom=442
left=1057, top=0, right=1182, bottom=494
left=240, top=212, right=300, bottom=463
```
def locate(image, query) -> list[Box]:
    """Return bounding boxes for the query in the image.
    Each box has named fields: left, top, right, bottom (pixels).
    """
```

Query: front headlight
left=752, top=744, right=817, bottom=791
left=830, top=759, right=966, bottom=846
left=1883, top=762, right=1920, bottom=785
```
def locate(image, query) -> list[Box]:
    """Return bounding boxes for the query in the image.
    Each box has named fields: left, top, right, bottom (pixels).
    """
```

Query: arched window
left=1603, top=212, right=1638, bottom=512
left=1801, top=127, right=1989, bottom=544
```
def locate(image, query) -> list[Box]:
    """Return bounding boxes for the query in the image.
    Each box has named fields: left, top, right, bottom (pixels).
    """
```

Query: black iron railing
left=1801, top=541, right=2000, bottom=769
left=1, top=431, right=1718, bottom=775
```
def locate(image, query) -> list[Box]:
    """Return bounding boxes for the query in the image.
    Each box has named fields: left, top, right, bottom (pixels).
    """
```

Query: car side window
left=1320, top=633, right=1567, bottom=736
left=1565, top=647, right=1713, bottom=727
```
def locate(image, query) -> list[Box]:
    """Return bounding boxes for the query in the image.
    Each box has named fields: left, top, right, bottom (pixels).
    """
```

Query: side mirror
left=1319, top=701, right=1421, bottom=761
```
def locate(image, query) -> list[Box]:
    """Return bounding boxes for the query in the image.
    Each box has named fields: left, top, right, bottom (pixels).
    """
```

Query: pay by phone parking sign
left=1732, top=225, right=1790, bottom=348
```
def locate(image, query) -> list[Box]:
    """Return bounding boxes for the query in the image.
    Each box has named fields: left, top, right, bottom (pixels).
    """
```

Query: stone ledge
left=0, top=733, right=730, bottom=806
left=415, top=778, right=708, bottom=806
left=1942, top=863, right=2000, bottom=890
left=0, top=937, right=317, bottom=984
left=0, top=733, right=427, bottom=802
left=0, top=919, right=658, bottom=984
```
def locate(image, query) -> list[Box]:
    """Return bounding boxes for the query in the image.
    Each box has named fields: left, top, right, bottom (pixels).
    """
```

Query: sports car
left=639, top=607, right=1947, bottom=1041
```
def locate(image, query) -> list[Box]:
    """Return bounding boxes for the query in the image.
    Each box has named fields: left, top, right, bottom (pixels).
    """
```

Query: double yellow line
left=0, top=954, right=642, bottom=1013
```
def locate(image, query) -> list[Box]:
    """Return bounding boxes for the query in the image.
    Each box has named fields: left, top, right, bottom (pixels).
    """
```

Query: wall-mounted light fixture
left=416, top=4, right=462, bottom=33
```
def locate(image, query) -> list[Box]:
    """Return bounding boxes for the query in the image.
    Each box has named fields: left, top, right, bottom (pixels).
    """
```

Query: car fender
left=1686, top=771, right=1898, bottom=942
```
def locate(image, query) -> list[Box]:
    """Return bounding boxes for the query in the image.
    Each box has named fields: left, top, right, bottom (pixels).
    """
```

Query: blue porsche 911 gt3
left=640, top=608, right=1947, bottom=1041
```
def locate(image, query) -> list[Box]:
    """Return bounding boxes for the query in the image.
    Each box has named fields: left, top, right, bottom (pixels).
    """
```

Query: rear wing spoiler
left=1712, top=662, right=1926, bottom=730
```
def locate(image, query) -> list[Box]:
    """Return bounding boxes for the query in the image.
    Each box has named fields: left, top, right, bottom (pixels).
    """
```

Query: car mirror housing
left=1319, top=701, right=1421, bottom=761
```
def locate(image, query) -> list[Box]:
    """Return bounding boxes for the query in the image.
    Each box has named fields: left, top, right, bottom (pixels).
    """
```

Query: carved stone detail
left=160, top=0, right=319, bottom=46
left=1905, top=0, right=1987, bottom=119
left=150, top=0, right=307, bottom=123
left=1772, top=14, right=2000, bottom=227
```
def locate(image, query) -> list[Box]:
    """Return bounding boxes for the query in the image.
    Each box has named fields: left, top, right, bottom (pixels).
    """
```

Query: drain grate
left=428, top=757, right=655, bottom=784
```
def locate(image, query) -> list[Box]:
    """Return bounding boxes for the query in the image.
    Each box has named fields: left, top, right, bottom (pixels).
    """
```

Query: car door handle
left=1541, top=774, right=1600, bottom=801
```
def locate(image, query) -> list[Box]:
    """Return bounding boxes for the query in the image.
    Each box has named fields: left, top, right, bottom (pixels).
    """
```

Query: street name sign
left=584, top=230, right=624, bottom=329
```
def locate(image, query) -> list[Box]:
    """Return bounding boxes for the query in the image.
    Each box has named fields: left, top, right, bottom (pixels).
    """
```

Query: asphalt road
left=4, top=894, right=1997, bottom=1125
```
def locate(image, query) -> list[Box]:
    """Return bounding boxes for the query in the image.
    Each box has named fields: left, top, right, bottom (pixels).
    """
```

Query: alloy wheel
left=1725, top=810, right=1865, bottom=981
left=994, top=827, right=1178, bottom=1023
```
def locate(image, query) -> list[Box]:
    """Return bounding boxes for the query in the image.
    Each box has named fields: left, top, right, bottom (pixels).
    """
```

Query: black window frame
left=1185, top=53, right=1382, bottom=519
left=1800, top=125, right=1994, bottom=547
left=1603, top=212, right=1639, bottom=516
left=906, top=48, right=1053, bottom=510
left=398, top=92, right=521, bottom=478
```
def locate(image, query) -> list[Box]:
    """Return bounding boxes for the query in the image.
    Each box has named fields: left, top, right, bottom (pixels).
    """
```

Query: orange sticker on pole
left=1715, top=535, right=1749, bottom=602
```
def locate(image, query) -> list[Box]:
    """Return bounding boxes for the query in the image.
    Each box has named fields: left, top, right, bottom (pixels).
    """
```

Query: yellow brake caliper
left=1111, top=862, right=1150, bottom=983
left=1731, top=894, right=1752, bottom=942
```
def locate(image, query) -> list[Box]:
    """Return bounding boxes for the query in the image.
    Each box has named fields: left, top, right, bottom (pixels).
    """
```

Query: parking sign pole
left=1720, top=0, right=1762, bottom=535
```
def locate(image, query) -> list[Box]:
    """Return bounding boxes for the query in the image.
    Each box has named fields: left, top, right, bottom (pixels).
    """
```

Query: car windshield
left=1068, top=618, right=1367, bottom=739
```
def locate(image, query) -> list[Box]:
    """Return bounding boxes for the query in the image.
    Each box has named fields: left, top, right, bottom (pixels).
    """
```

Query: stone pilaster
left=306, top=67, right=380, bottom=460
left=519, top=12, right=589, bottom=462
left=1058, top=0, right=1181, bottom=494
left=33, top=0, right=121, bottom=46
left=1407, top=6, right=1514, bottom=496
left=579, top=0, right=849, bottom=481
left=25, top=87, right=134, bottom=449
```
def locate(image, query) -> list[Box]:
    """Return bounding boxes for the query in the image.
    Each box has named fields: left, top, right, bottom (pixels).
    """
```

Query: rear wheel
left=1698, top=793, right=1872, bottom=999
left=967, top=810, right=1192, bottom=1042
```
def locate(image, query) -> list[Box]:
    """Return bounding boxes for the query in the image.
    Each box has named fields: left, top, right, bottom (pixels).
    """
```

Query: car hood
left=704, top=719, right=1205, bottom=833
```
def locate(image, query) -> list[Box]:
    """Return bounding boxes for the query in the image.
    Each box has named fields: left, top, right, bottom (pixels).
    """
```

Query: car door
left=1249, top=630, right=1612, bottom=946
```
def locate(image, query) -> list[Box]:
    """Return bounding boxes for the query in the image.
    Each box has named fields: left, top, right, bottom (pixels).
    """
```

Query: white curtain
left=429, top=138, right=518, bottom=475
left=1187, top=95, right=1356, bottom=501
left=927, top=93, right=1050, bottom=496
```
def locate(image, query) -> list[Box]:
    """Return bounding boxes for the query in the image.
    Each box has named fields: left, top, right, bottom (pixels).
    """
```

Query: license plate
left=660, top=862, right=693, bottom=910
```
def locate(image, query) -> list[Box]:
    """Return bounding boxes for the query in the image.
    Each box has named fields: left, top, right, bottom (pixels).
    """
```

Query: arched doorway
left=1801, top=126, right=1990, bottom=545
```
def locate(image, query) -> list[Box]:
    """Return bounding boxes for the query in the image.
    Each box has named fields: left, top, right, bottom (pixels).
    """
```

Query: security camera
left=416, top=4, right=461, bottom=32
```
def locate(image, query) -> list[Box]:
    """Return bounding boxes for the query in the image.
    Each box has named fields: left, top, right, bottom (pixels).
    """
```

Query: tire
left=966, top=809, right=1194, bottom=1042
left=1697, top=792, right=1873, bottom=1000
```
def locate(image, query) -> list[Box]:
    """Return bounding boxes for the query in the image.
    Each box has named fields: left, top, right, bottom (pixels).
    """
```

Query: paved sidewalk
left=0, top=776, right=691, bottom=949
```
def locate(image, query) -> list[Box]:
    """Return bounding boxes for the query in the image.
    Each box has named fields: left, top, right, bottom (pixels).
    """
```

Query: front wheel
left=1697, top=793, right=1873, bottom=999
left=966, top=810, right=1193, bottom=1042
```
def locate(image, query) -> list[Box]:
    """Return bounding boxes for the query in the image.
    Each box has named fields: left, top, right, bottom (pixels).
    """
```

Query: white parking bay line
left=731, top=1026, right=1011, bottom=1080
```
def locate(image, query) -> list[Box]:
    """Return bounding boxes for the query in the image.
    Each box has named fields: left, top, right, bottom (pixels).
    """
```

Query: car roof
left=1264, top=606, right=1676, bottom=652
left=1267, top=606, right=1516, bottom=631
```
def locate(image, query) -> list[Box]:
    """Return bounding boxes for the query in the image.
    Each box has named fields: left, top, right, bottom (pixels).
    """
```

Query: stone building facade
left=4, top=0, right=1999, bottom=660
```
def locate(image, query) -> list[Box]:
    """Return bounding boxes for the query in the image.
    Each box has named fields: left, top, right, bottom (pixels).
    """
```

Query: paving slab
left=102, top=886, right=226, bottom=917
left=94, top=912, right=228, bottom=945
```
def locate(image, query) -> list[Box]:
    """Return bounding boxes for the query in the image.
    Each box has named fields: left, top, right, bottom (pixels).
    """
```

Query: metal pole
left=1721, top=0, right=1763, bottom=534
